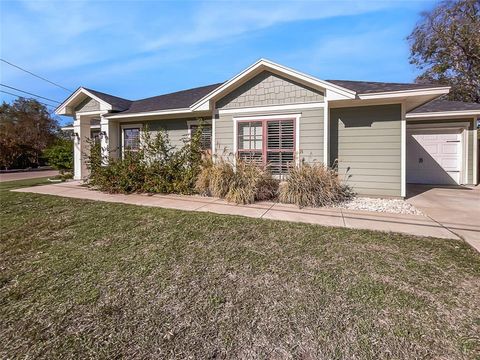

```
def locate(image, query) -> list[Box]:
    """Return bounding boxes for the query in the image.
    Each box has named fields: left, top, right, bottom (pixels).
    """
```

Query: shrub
left=86, top=125, right=204, bottom=195
left=43, top=138, right=73, bottom=174
left=197, top=158, right=279, bottom=204
left=279, top=162, right=353, bottom=208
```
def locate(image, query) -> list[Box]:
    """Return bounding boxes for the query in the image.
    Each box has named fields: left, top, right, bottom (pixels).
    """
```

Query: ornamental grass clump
left=279, top=162, right=353, bottom=208
left=196, top=158, right=279, bottom=204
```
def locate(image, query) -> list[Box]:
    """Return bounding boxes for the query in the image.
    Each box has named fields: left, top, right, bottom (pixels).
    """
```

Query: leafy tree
left=43, top=138, right=73, bottom=174
left=0, top=98, right=59, bottom=169
left=408, top=0, right=480, bottom=103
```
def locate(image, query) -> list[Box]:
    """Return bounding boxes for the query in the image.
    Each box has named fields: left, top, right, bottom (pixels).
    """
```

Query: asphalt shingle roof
left=84, top=88, right=132, bottom=111
left=326, top=79, right=447, bottom=94
left=104, top=83, right=223, bottom=115
left=410, top=99, right=480, bottom=113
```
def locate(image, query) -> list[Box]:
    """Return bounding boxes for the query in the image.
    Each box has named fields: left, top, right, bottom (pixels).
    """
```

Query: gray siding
left=120, top=118, right=199, bottom=150
left=216, top=71, right=324, bottom=110
left=215, top=107, right=324, bottom=164
left=330, top=105, right=402, bottom=197
left=75, top=97, right=100, bottom=112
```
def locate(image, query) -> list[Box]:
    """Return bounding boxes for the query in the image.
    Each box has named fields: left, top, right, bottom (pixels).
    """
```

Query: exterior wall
left=330, top=105, right=402, bottom=197
left=75, top=97, right=101, bottom=112
left=216, top=71, right=324, bottom=110
left=215, top=107, right=324, bottom=164
left=407, top=118, right=477, bottom=185
left=116, top=118, right=207, bottom=153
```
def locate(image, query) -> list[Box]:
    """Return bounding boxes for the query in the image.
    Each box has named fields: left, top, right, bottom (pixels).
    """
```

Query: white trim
left=191, top=59, right=356, bottom=111
left=212, top=109, right=218, bottom=156
left=359, top=87, right=450, bottom=100
left=406, top=121, right=470, bottom=185
left=401, top=103, right=406, bottom=197
left=465, top=123, right=469, bottom=184
left=120, top=123, right=143, bottom=158
left=106, top=108, right=192, bottom=119
left=474, top=117, right=478, bottom=185
left=233, top=113, right=301, bottom=167
left=218, top=102, right=324, bottom=115
left=406, top=110, right=480, bottom=119
left=323, top=99, right=329, bottom=166
left=55, top=87, right=113, bottom=115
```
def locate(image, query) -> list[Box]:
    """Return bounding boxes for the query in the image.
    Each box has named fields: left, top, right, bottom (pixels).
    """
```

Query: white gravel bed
left=333, top=197, right=423, bottom=215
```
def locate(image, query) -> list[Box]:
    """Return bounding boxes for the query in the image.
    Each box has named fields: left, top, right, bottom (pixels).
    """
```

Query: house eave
left=406, top=110, right=480, bottom=119
left=358, top=87, right=450, bottom=100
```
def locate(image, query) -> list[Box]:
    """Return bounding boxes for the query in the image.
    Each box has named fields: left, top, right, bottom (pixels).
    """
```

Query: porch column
left=100, top=116, right=120, bottom=162
left=73, top=115, right=91, bottom=180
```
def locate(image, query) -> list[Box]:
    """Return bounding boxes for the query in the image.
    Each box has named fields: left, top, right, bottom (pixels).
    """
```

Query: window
left=123, top=127, right=140, bottom=152
left=237, top=118, right=295, bottom=175
left=190, top=124, right=212, bottom=151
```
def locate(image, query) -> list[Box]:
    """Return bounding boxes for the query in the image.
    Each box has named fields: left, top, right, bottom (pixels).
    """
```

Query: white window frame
left=121, top=123, right=143, bottom=158
left=233, top=113, right=301, bottom=168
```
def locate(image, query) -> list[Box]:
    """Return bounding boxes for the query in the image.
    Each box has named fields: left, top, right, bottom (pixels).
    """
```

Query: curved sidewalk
left=12, top=181, right=468, bottom=244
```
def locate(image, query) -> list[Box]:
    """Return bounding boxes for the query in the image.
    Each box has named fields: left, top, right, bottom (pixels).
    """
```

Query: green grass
left=1, top=178, right=479, bottom=359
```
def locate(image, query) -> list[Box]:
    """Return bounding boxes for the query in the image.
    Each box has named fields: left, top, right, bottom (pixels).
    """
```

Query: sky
left=0, top=0, right=438, bottom=125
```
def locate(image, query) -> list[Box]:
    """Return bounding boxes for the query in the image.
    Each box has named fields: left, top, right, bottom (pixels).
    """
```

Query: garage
left=407, top=125, right=466, bottom=185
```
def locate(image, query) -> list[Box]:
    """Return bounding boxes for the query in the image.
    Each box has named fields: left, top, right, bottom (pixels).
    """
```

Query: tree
left=43, top=138, right=73, bottom=174
left=408, top=0, right=480, bottom=103
left=0, top=98, right=59, bottom=169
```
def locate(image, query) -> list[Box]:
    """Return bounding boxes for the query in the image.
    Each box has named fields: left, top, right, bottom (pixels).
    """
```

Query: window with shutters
left=189, top=124, right=212, bottom=151
left=237, top=118, right=295, bottom=175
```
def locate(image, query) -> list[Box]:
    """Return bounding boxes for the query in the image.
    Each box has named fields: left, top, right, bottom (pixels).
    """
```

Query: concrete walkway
left=13, top=181, right=463, bottom=242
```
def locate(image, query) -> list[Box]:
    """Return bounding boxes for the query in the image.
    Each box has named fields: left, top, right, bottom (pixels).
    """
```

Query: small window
left=190, top=124, right=212, bottom=151
left=123, top=127, right=140, bottom=151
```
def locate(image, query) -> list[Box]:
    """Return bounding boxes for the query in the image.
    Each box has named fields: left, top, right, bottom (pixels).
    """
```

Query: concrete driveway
left=407, top=185, right=480, bottom=251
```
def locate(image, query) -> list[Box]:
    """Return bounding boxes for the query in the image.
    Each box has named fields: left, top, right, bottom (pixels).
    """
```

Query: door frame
left=406, top=122, right=470, bottom=185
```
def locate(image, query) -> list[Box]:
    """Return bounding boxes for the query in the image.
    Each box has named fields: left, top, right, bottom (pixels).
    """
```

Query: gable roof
left=327, top=80, right=448, bottom=94
left=83, top=88, right=131, bottom=111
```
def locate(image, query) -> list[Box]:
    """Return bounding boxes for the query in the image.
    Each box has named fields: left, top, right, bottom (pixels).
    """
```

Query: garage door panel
left=407, top=129, right=462, bottom=185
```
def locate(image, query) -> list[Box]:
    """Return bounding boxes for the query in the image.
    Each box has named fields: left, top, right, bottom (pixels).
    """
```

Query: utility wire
left=0, top=89, right=57, bottom=109
left=1, top=58, right=72, bottom=92
left=0, top=83, right=61, bottom=104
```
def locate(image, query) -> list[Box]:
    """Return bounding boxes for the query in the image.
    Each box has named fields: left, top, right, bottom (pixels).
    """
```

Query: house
left=56, top=59, right=480, bottom=198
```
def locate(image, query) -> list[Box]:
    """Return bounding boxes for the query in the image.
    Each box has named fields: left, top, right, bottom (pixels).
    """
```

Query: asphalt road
left=0, top=170, right=59, bottom=182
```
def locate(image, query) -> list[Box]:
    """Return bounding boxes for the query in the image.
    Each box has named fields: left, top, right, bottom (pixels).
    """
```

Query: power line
left=0, top=89, right=57, bottom=109
left=0, top=83, right=61, bottom=104
left=1, top=58, right=72, bottom=92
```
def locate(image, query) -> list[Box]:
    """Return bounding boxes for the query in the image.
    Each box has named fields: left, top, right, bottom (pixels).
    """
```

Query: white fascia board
left=55, top=87, right=113, bottom=115
left=106, top=108, right=192, bottom=119
left=358, top=87, right=450, bottom=100
left=190, top=59, right=356, bottom=111
left=406, top=110, right=480, bottom=119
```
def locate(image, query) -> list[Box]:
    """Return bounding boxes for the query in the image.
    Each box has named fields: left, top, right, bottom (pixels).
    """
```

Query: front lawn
left=1, top=178, right=479, bottom=359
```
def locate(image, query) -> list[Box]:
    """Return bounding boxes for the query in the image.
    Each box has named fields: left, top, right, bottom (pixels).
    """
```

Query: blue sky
left=1, top=0, right=438, bottom=125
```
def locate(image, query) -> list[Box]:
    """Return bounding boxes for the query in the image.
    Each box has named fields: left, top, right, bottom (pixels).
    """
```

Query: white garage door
left=407, top=129, right=463, bottom=185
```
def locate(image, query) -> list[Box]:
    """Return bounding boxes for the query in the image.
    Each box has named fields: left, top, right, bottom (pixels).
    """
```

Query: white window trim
left=473, top=117, right=478, bottom=185
left=401, top=103, right=406, bottom=197
left=323, top=99, right=329, bottom=166
left=120, top=123, right=143, bottom=158
left=407, top=121, right=470, bottom=185
left=233, top=113, right=301, bottom=167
